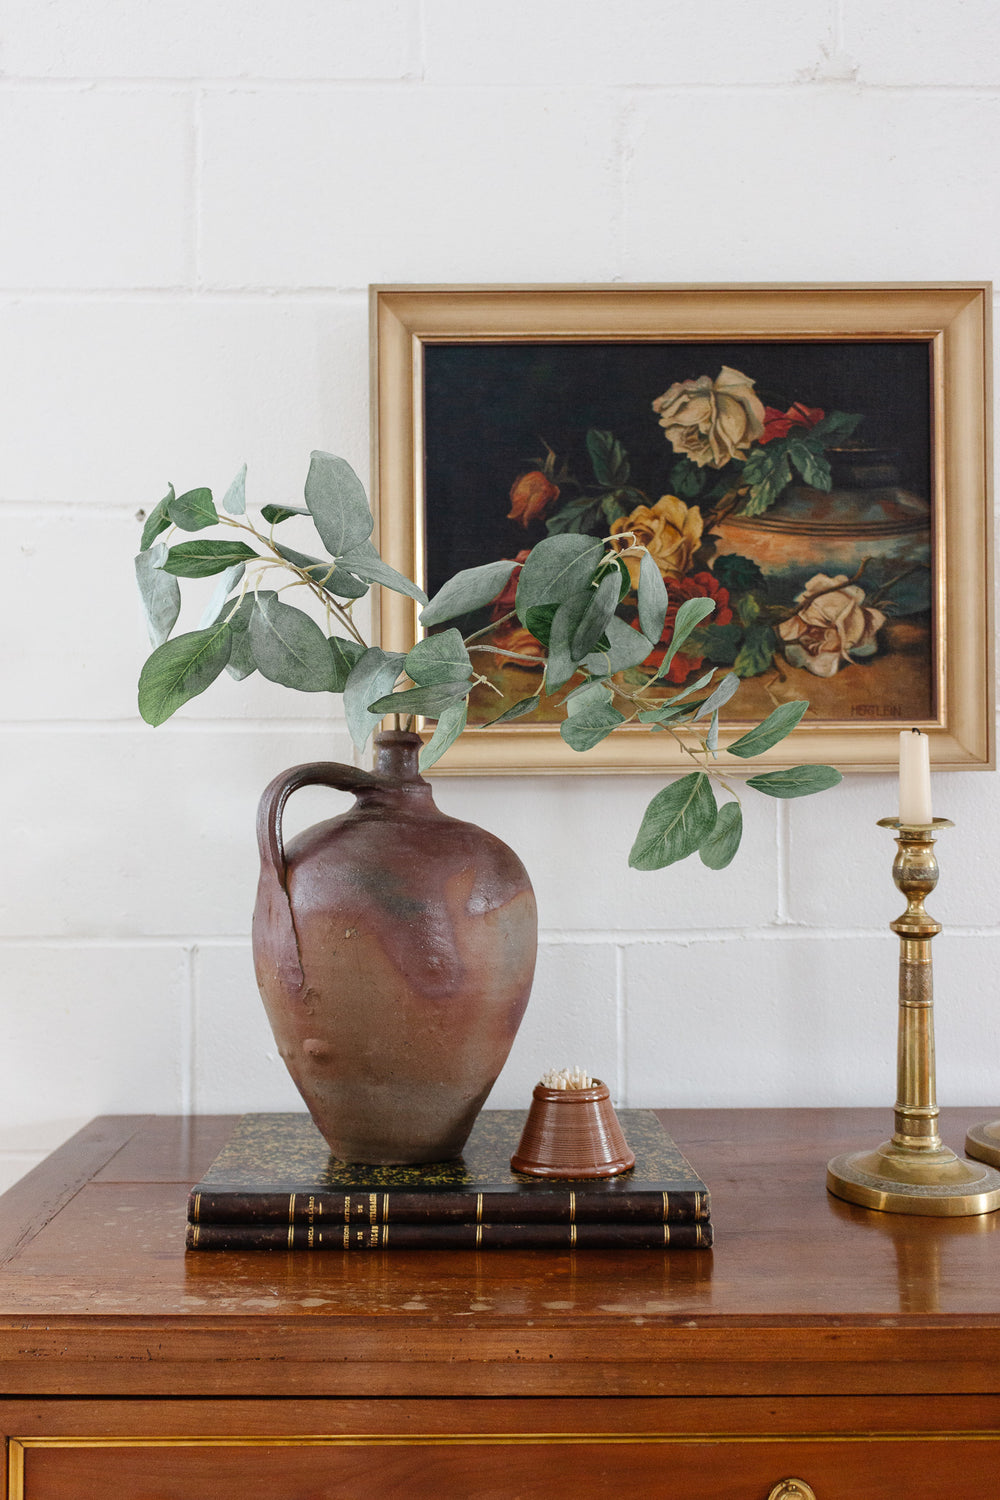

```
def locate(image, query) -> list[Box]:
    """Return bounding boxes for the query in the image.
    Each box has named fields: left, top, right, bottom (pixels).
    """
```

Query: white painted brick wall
left=3, top=0, right=1000, bottom=1187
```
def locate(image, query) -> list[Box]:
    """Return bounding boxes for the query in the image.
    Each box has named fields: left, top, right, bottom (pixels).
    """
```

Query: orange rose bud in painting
left=508, top=471, right=560, bottom=527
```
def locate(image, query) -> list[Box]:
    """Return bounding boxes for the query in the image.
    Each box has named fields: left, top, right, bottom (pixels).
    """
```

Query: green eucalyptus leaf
left=564, top=680, right=614, bottom=716
left=303, top=451, right=374, bottom=557
left=637, top=551, right=668, bottom=645
left=706, top=709, right=720, bottom=755
left=522, top=602, right=559, bottom=646
left=745, top=764, right=843, bottom=798
left=227, top=589, right=273, bottom=632
left=199, top=563, right=246, bottom=628
left=273, top=541, right=369, bottom=599
left=584, top=614, right=656, bottom=676
left=419, top=697, right=468, bottom=771
left=514, top=534, right=604, bottom=616
left=546, top=593, right=594, bottom=690
left=369, top=679, right=471, bottom=719
left=167, top=486, right=218, bottom=532
left=696, top=670, right=741, bottom=721
left=726, top=699, right=809, bottom=759
left=249, top=594, right=338, bottom=692
left=138, top=621, right=233, bottom=725
left=653, top=596, right=717, bottom=682
left=262, top=503, right=309, bottom=525
left=571, top=571, right=621, bottom=661
left=637, top=668, right=717, bottom=722
left=160, top=540, right=259, bottom=578
left=222, top=464, right=247, bottom=515
left=329, top=634, right=366, bottom=691
left=628, top=772, right=718, bottom=871
left=421, top=559, right=518, bottom=627
left=699, top=801, right=743, bottom=869
left=343, top=647, right=406, bottom=749
left=560, top=700, right=625, bottom=752
left=226, top=629, right=257, bottom=680
left=338, top=545, right=428, bottom=605
left=405, top=629, right=472, bottom=686
left=139, top=485, right=175, bottom=550
left=135, top=545, right=181, bottom=647
left=484, top=694, right=541, bottom=725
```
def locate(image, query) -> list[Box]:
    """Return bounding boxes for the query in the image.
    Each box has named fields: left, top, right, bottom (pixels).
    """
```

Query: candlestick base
left=964, top=1120, right=1000, bottom=1171
left=827, top=1139, right=1000, bottom=1217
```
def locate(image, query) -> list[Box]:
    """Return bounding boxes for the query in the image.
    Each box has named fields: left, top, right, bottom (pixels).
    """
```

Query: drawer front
left=9, top=1432, right=1000, bottom=1499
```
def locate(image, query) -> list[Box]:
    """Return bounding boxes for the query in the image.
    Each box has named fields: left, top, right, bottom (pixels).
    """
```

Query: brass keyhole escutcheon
left=768, top=1482, right=817, bottom=1500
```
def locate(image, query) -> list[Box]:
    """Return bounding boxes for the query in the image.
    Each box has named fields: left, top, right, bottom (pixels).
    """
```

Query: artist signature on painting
left=851, top=704, right=902, bottom=718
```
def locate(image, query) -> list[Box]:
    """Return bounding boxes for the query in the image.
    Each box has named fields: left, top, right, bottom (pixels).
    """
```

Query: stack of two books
left=186, top=1109, right=713, bottom=1251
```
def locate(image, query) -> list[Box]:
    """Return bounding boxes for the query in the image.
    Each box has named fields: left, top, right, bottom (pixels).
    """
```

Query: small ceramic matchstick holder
left=511, top=1080, right=635, bottom=1179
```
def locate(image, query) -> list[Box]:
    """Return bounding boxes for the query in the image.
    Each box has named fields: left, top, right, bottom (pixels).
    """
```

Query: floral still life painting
left=421, top=340, right=933, bottom=732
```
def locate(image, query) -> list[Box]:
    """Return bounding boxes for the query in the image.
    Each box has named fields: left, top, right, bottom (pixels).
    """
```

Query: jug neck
left=373, top=730, right=427, bottom=786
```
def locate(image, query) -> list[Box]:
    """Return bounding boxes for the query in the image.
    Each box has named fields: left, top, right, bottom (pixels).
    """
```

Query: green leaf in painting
left=139, top=485, right=175, bottom=551
left=653, top=595, right=716, bottom=681
left=328, top=635, right=366, bottom=691
left=733, top=622, right=776, bottom=678
left=628, top=772, right=717, bottom=871
left=484, top=694, right=541, bottom=725
left=167, top=486, right=218, bottom=532
left=808, top=410, right=862, bottom=442
left=138, top=621, right=233, bottom=726
left=420, top=559, right=517, bottom=627
left=405, top=629, right=472, bottom=687
left=637, top=550, right=668, bottom=645
left=727, top=699, right=808, bottom=758
left=198, top=563, right=246, bottom=628
left=514, top=534, right=604, bottom=616
left=222, top=464, right=247, bottom=515
left=560, top=700, right=625, bottom=752
left=419, top=697, right=469, bottom=771
left=303, top=451, right=374, bottom=558
left=369, top=680, right=471, bottom=719
left=745, top=764, right=843, bottom=798
left=584, top=614, right=656, bottom=676
left=249, top=594, right=338, bottom=692
left=544, top=496, right=605, bottom=535
left=686, top=621, right=743, bottom=665
left=134, top=545, right=181, bottom=647
left=160, top=539, right=259, bottom=578
left=669, top=459, right=709, bottom=501
left=699, top=801, right=743, bottom=870
left=787, top=438, right=831, bottom=490
left=739, top=448, right=792, bottom=517
left=343, top=647, right=405, bottom=750
left=261, top=503, right=310, bottom=525
left=586, top=429, right=630, bottom=488
left=338, top=545, right=428, bottom=605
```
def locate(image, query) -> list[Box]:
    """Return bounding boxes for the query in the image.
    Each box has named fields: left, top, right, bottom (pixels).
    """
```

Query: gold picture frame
left=370, top=283, right=993, bottom=774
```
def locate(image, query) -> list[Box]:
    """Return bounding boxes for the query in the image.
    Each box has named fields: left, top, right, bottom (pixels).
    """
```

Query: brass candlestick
left=965, top=1120, right=1000, bottom=1170
left=827, top=818, right=1000, bottom=1217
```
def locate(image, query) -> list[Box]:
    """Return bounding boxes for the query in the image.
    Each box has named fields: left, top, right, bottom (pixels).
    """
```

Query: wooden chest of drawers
left=3, top=1108, right=999, bottom=1498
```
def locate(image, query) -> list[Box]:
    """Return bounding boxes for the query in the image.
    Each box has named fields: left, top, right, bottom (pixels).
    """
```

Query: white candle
left=898, top=729, right=932, bottom=825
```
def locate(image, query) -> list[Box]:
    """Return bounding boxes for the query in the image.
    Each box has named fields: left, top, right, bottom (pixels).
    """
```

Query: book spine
left=185, top=1219, right=713, bottom=1252
left=187, top=1187, right=711, bottom=1227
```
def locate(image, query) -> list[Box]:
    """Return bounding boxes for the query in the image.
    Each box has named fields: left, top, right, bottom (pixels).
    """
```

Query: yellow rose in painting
left=652, top=366, right=765, bottom=469
left=777, top=573, right=886, bottom=678
left=609, top=495, right=703, bottom=586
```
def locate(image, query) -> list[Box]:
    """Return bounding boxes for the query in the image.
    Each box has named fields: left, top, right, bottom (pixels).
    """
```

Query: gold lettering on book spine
left=343, top=1195, right=351, bottom=1224
left=343, top=1226, right=350, bottom=1249
left=369, top=1193, right=377, bottom=1222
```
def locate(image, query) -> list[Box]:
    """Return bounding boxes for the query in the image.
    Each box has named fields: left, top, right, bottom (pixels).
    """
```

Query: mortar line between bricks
left=1, top=77, right=999, bottom=96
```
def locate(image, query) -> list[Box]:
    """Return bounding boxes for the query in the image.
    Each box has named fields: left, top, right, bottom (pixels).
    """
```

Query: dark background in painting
left=421, top=341, right=932, bottom=596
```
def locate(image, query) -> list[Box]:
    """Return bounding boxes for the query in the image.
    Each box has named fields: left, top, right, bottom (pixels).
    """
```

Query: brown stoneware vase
left=252, top=731, right=537, bottom=1164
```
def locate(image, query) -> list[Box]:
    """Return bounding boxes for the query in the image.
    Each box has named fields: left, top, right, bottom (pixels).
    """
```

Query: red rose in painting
left=644, top=572, right=733, bottom=685
left=508, top=471, right=560, bottom=527
left=760, top=402, right=825, bottom=444
left=488, top=551, right=545, bottom=669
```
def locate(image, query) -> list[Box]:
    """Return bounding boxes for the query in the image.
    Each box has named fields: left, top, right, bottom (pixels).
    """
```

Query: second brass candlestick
left=827, top=818, right=1000, bottom=1217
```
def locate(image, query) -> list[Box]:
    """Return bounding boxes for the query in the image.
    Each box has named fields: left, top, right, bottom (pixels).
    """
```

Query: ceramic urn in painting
left=252, top=731, right=537, bottom=1165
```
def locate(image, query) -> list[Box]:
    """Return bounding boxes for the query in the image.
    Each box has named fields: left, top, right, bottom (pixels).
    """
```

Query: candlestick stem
left=827, top=819, right=1000, bottom=1216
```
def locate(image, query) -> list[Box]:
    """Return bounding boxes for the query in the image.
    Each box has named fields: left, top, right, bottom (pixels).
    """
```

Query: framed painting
left=370, top=284, right=993, bottom=773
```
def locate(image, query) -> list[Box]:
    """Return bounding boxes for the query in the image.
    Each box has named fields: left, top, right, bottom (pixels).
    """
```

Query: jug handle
left=257, top=761, right=382, bottom=890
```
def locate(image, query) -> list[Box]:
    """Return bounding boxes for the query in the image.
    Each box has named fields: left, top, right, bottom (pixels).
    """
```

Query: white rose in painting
left=652, top=366, right=766, bottom=469
left=777, top=573, right=885, bottom=678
